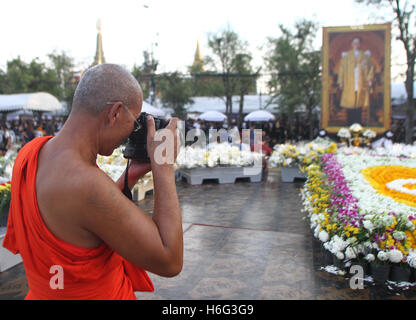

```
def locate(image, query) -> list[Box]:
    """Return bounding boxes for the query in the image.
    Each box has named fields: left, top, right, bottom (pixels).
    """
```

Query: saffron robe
left=3, top=136, right=154, bottom=299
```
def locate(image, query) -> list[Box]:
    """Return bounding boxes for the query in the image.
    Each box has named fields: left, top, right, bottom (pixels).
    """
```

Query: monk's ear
left=106, top=102, right=123, bottom=128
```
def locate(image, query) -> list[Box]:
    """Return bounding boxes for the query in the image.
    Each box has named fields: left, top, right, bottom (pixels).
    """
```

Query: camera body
left=123, top=112, right=169, bottom=162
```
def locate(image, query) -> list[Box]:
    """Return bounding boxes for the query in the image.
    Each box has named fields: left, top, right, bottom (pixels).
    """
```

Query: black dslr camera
left=123, top=112, right=169, bottom=162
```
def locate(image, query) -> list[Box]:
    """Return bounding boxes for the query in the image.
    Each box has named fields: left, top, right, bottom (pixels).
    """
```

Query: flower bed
left=302, top=152, right=416, bottom=281
left=0, top=182, right=11, bottom=228
left=268, top=140, right=337, bottom=168
left=175, top=143, right=263, bottom=169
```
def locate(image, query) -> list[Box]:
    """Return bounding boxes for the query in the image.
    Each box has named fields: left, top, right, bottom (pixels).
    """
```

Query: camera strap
left=122, top=159, right=133, bottom=201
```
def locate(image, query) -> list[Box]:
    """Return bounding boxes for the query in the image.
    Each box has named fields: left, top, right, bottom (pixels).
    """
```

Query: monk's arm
left=80, top=171, right=182, bottom=277
left=150, top=164, right=183, bottom=275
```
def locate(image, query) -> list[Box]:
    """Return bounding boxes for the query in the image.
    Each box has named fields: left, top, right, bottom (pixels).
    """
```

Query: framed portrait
left=321, top=23, right=391, bottom=133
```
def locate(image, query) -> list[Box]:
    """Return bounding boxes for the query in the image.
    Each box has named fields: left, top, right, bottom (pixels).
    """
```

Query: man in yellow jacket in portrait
left=337, top=37, right=375, bottom=125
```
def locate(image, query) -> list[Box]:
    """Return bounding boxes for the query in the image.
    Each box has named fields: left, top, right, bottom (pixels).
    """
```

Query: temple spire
left=93, top=19, right=105, bottom=66
left=193, top=40, right=204, bottom=71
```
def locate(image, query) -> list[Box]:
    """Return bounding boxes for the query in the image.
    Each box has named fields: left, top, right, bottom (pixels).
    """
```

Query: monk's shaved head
left=72, top=63, right=142, bottom=115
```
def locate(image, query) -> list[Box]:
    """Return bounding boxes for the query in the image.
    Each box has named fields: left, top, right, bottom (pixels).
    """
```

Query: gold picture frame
left=321, top=23, right=391, bottom=134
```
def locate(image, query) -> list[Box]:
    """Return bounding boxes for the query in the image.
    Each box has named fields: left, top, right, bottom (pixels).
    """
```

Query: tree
left=3, top=57, right=33, bottom=93
left=356, top=0, right=416, bottom=144
left=132, top=63, right=150, bottom=101
left=47, top=50, right=77, bottom=106
left=3, top=56, right=61, bottom=97
left=265, top=20, right=321, bottom=139
left=188, top=64, right=225, bottom=97
left=132, top=50, right=158, bottom=105
left=232, top=53, right=260, bottom=128
left=157, top=72, right=194, bottom=120
left=0, top=69, right=7, bottom=94
left=206, top=27, right=250, bottom=124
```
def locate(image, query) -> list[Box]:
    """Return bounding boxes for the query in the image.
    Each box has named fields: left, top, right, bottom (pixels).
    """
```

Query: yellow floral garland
left=361, top=165, right=416, bottom=207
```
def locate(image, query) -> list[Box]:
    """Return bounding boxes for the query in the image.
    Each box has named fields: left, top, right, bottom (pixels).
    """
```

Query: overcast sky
left=0, top=0, right=405, bottom=81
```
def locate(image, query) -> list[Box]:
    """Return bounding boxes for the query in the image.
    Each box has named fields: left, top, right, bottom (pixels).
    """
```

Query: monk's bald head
left=72, top=63, right=142, bottom=115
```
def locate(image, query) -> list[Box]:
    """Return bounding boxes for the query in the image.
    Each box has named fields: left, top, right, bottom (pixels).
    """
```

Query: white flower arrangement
left=268, top=141, right=337, bottom=168
left=337, top=128, right=351, bottom=139
left=388, top=249, right=404, bottom=263
left=363, top=129, right=377, bottom=139
left=406, top=250, right=416, bottom=268
left=336, top=251, right=345, bottom=260
left=350, top=123, right=363, bottom=133
left=0, top=148, right=18, bottom=180
left=386, top=179, right=416, bottom=197
left=365, top=253, right=375, bottom=262
left=175, top=142, right=263, bottom=169
left=318, top=230, right=329, bottom=243
left=97, top=147, right=129, bottom=181
left=97, top=147, right=153, bottom=185
left=338, top=143, right=416, bottom=158
left=393, top=231, right=407, bottom=241
left=377, top=251, right=389, bottom=262
left=337, top=154, right=416, bottom=216
left=303, top=150, right=416, bottom=271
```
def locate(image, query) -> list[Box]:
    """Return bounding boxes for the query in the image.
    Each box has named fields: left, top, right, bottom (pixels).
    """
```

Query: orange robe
left=2, top=136, right=154, bottom=300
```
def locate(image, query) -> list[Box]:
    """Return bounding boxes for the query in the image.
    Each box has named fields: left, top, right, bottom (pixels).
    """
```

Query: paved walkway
left=1, top=171, right=416, bottom=299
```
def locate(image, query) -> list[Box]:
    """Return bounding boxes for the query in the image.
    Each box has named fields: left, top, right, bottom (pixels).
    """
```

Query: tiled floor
left=1, top=170, right=416, bottom=300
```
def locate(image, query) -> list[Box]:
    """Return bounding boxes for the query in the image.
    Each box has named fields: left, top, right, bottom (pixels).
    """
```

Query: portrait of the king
left=322, top=24, right=391, bottom=133
left=338, top=37, right=375, bottom=124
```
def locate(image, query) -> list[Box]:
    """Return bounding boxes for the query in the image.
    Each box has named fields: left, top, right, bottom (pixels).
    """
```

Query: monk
left=3, top=64, right=183, bottom=300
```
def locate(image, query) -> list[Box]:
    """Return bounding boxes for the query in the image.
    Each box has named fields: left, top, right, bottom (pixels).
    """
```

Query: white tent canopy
left=198, top=111, right=227, bottom=122
left=142, top=101, right=166, bottom=117
left=184, top=95, right=279, bottom=113
left=244, top=110, right=275, bottom=122
left=0, top=92, right=63, bottom=112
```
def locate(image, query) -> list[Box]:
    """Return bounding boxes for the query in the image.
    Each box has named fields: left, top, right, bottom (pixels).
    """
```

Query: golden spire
left=193, top=40, right=204, bottom=71
left=93, top=19, right=105, bottom=66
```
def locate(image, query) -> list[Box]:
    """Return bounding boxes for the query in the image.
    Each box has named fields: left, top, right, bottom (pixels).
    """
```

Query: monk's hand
left=146, top=115, right=180, bottom=170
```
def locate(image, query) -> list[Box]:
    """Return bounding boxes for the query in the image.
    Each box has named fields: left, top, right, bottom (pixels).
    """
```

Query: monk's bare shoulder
left=76, top=165, right=129, bottom=225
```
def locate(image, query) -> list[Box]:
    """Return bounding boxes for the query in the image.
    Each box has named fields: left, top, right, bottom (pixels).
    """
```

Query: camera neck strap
left=122, top=159, right=133, bottom=201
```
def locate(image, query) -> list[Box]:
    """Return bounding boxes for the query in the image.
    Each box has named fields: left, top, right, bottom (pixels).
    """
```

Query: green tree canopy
left=206, top=27, right=255, bottom=123
left=157, top=72, right=194, bottom=120
left=0, top=53, right=78, bottom=113
left=265, top=19, right=321, bottom=139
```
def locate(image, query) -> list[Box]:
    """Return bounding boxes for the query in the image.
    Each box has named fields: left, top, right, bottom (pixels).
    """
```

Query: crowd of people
left=0, top=117, right=65, bottom=155
left=184, top=118, right=320, bottom=150
left=184, top=116, right=412, bottom=152
left=0, top=114, right=410, bottom=158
